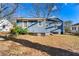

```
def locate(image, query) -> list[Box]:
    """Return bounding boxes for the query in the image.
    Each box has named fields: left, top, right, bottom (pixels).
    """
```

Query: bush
left=11, top=26, right=28, bottom=35
left=19, top=28, right=28, bottom=34
left=64, top=27, right=71, bottom=33
left=72, top=31, right=79, bottom=36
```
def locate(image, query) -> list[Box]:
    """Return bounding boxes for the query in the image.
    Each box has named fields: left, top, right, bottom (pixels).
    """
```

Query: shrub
left=72, top=31, right=79, bottom=36
left=11, top=26, right=28, bottom=35
left=19, top=28, right=28, bottom=34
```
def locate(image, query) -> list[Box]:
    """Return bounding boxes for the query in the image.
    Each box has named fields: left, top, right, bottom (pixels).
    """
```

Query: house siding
left=71, top=26, right=79, bottom=33
left=27, top=21, right=47, bottom=33
left=16, top=18, right=63, bottom=34
left=0, top=19, right=13, bottom=32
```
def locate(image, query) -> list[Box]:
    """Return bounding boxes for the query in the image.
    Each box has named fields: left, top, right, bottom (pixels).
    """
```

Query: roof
left=16, top=18, right=46, bottom=21
left=0, top=18, right=13, bottom=26
left=72, top=23, right=79, bottom=26
left=48, top=18, right=63, bottom=22
left=16, top=17, right=63, bottom=22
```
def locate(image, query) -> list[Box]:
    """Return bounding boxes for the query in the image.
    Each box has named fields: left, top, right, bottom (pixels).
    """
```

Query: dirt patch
left=0, top=34, right=79, bottom=56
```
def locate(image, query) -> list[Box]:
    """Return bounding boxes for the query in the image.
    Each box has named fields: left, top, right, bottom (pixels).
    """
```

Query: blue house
left=16, top=17, right=64, bottom=35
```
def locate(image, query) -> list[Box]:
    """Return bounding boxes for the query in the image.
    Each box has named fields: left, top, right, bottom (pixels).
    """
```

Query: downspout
left=61, top=21, right=64, bottom=34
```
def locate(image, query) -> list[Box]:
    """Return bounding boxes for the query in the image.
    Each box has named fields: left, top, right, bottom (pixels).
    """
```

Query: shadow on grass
left=1, top=35, right=79, bottom=56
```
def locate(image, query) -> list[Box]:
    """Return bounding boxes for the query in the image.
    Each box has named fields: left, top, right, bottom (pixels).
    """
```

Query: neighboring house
left=16, top=17, right=64, bottom=35
left=71, top=23, right=79, bottom=33
left=0, top=19, right=13, bottom=32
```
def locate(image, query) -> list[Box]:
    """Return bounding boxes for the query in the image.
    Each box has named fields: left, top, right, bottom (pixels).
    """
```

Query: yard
left=0, top=34, right=79, bottom=56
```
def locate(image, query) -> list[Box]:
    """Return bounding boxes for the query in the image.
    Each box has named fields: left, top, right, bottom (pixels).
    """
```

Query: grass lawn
left=0, top=34, right=79, bottom=56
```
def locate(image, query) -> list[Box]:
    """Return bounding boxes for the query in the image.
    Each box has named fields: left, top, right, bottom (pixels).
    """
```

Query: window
left=38, top=21, right=43, bottom=27
left=54, top=25, right=57, bottom=28
left=24, top=22, right=27, bottom=27
left=72, top=27, right=76, bottom=30
left=3, top=25, right=6, bottom=29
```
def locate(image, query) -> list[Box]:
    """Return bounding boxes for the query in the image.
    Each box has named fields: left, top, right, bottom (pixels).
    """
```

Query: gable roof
left=72, top=23, right=79, bottom=26
left=48, top=18, right=63, bottom=22
left=0, top=19, right=13, bottom=26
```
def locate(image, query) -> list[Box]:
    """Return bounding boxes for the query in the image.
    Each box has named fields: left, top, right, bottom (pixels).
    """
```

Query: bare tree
left=29, top=3, right=57, bottom=18
left=44, top=3, right=55, bottom=18
left=0, top=3, right=18, bottom=19
left=64, top=20, right=72, bottom=33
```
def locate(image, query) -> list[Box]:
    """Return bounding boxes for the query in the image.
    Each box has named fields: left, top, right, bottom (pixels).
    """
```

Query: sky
left=14, top=3, right=79, bottom=24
